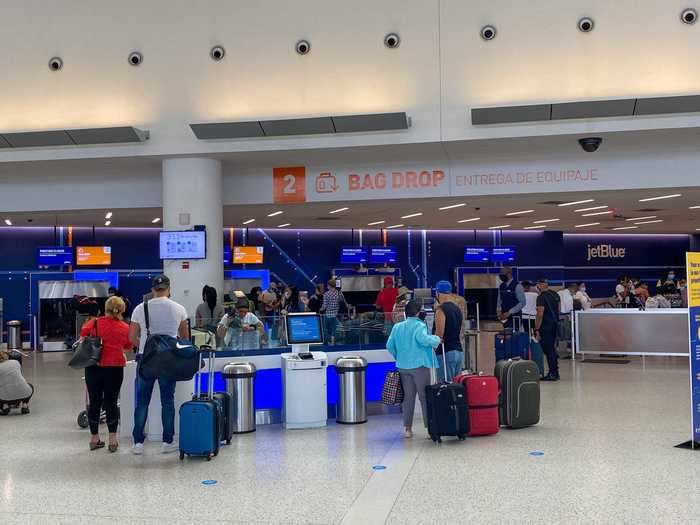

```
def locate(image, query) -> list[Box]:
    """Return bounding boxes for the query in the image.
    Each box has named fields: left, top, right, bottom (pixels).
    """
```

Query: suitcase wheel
left=458, top=435, right=467, bottom=441
left=226, top=438, right=231, bottom=445
left=207, top=454, right=213, bottom=461
left=77, top=411, right=89, bottom=429
left=179, top=451, right=185, bottom=460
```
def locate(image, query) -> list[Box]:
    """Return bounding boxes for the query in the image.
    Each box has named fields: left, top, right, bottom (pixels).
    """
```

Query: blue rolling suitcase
left=179, top=346, right=221, bottom=461
left=495, top=322, right=529, bottom=362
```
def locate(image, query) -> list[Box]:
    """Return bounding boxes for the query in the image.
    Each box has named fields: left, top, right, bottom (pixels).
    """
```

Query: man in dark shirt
left=434, top=280, right=464, bottom=380
left=535, top=278, right=561, bottom=381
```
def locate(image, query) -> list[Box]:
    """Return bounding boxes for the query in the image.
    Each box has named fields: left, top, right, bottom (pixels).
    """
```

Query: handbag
left=382, top=370, right=404, bottom=405
left=68, top=318, right=103, bottom=370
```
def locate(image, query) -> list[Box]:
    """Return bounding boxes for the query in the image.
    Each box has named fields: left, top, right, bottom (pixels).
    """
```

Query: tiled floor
left=1, top=350, right=697, bottom=524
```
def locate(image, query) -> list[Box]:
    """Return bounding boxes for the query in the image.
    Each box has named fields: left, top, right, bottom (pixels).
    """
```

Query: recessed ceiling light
left=689, top=205, right=700, bottom=210
left=574, top=205, right=608, bottom=212
left=524, top=225, right=546, bottom=229
left=581, top=210, right=614, bottom=217
left=329, top=207, right=349, bottom=214
left=439, top=203, right=466, bottom=211
left=367, top=220, right=386, bottom=226
left=277, top=223, right=291, bottom=228
left=242, top=219, right=256, bottom=225
left=488, top=224, right=511, bottom=230
left=4, top=219, right=12, bottom=226
left=574, top=222, right=601, bottom=228
left=457, top=217, right=480, bottom=223
left=104, top=221, right=111, bottom=226
left=612, top=226, right=638, bottom=231
left=625, top=215, right=657, bottom=221
left=386, top=224, right=405, bottom=229
left=151, top=217, right=161, bottom=224
left=558, top=199, right=594, bottom=207
left=105, top=212, right=113, bottom=220
left=533, top=218, right=560, bottom=224
left=633, top=219, right=664, bottom=225
left=401, top=212, right=423, bottom=219
left=638, top=193, right=681, bottom=202
left=505, top=209, right=535, bottom=216
left=267, top=211, right=283, bottom=217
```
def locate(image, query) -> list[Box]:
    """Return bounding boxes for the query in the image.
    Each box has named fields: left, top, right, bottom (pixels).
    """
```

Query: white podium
left=280, top=352, right=328, bottom=429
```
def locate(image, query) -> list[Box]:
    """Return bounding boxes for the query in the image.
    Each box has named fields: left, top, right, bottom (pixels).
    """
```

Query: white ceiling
left=3, top=187, right=700, bottom=234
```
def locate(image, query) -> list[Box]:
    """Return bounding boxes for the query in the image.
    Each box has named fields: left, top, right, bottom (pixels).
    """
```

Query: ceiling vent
left=539, top=200, right=567, bottom=205
left=636, top=208, right=662, bottom=212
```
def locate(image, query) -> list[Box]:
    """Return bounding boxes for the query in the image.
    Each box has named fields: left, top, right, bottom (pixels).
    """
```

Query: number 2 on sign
left=273, top=166, right=306, bottom=203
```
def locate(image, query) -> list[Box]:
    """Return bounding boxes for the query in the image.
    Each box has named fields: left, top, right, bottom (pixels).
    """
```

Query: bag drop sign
left=587, top=244, right=626, bottom=261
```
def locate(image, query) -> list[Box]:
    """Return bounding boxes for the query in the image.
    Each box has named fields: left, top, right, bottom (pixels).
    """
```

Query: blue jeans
left=132, top=374, right=177, bottom=444
left=323, top=317, right=338, bottom=344
left=435, top=350, right=462, bottom=382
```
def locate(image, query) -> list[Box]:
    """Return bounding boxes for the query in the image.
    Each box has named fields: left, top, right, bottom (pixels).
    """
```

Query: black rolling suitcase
left=425, top=344, right=469, bottom=443
left=213, top=392, right=234, bottom=445
left=494, top=358, right=540, bottom=429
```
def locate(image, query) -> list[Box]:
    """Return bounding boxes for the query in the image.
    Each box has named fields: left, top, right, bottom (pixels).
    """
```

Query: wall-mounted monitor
left=341, top=246, right=368, bottom=264
left=490, top=246, right=516, bottom=263
left=76, top=246, right=112, bottom=266
left=37, top=246, right=74, bottom=267
left=233, top=246, right=264, bottom=264
left=369, top=246, right=397, bottom=264
left=463, top=246, right=490, bottom=263
left=223, top=245, right=232, bottom=265
left=159, top=231, right=207, bottom=260
left=285, top=313, right=324, bottom=345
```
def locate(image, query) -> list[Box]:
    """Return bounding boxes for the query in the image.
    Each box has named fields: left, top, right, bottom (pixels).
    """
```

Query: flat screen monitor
left=223, top=245, right=232, bottom=265
left=491, top=246, right=516, bottom=263
left=285, top=313, right=324, bottom=345
left=233, top=246, right=264, bottom=264
left=76, top=246, right=112, bottom=266
left=463, top=246, right=490, bottom=263
left=369, top=246, right=397, bottom=264
left=341, top=246, right=368, bottom=264
left=159, top=231, right=207, bottom=260
left=37, top=246, right=74, bottom=266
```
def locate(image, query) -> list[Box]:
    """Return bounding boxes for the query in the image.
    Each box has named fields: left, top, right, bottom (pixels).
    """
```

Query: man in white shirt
left=558, top=283, right=577, bottom=315
left=521, top=281, right=539, bottom=333
left=128, top=275, right=189, bottom=455
left=217, top=298, right=264, bottom=349
left=557, top=282, right=578, bottom=357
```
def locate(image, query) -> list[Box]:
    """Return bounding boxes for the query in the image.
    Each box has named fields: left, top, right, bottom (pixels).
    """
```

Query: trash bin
left=7, top=321, right=21, bottom=351
left=222, top=362, right=257, bottom=433
left=335, top=356, right=368, bottom=424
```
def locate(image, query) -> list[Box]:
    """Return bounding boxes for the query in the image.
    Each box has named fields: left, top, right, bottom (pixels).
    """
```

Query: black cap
left=152, top=274, right=170, bottom=291
left=536, top=277, right=549, bottom=284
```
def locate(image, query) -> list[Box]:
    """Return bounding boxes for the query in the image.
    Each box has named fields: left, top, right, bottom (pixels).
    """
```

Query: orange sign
left=234, top=246, right=264, bottom=264
left=76, top=246, right=112, bottom=266
left=273, top=166, right=306, bottom=203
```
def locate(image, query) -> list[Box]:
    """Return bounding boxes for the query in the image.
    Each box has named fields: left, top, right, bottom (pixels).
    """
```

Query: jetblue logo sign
left=587, top=244, right=626, bottom=261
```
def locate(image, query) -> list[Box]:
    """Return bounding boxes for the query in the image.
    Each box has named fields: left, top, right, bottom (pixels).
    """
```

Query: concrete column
left=162, top=157, right=223, bottom=316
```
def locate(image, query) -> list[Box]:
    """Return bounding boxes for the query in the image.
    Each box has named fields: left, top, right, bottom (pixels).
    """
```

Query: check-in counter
left=575, top=308, right=689, bottom=357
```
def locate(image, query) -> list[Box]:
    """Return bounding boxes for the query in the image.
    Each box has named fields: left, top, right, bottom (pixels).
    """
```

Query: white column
left=162, top=157, right=223, bottom=317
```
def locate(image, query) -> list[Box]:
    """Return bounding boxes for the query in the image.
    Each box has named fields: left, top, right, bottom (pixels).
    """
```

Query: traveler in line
left=534, top=278, right=561, bottom=381
left=387, top=300, right=441, bottom=438
left=375, top=277, right=399, bottom=333
left=81, top=296, right=132, bottom=452
left=129, top=275, right=189, bottom=455
left=195, top=285, right=224, bottom=330
left=392, top=286, right=412, bottom=323
left=497, top=266, right=526, bottom=329
left=0, top=350, right=33, bottom=416
left=574, top=282, right=592, bottom=310
left=307, top=283, right=325, bottom=314
left=218, top=297, right=265, bottom=349
left=280, top=286, right=304, bottom=314
left=320, top=278, right=347, bottom=345
left=434, top=281, right=464, bottom=381
left=521, top=281, right=539, bottom=333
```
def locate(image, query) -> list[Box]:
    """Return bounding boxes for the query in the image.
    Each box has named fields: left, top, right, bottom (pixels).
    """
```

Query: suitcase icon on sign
left=315, top=172, right=338, bottom=193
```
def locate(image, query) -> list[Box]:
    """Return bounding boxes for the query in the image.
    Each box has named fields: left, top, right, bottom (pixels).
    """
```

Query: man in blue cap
left=433, top=280, right=464, bottom=380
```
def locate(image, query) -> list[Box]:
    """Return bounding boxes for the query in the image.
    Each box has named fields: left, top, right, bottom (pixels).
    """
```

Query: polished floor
left=1, top=348, right=697, bottom=525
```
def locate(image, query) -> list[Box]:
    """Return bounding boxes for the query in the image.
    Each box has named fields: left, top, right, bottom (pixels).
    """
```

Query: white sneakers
left=131, top=442, right=178, bottom=455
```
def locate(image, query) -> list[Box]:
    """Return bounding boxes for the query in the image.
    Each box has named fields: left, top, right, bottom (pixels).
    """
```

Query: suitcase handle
left=439, top=342, right=449, bottom=383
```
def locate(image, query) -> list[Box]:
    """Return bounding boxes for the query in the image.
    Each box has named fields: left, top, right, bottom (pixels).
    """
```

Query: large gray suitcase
left=494, top=359, right=540, bottom=428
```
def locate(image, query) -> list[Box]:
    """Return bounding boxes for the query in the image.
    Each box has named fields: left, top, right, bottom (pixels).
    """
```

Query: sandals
left=108, top=443, right=119, bottom=453
left=89, top=440, right=106, bottom=451
left=20, top=406, right=30, bottom=415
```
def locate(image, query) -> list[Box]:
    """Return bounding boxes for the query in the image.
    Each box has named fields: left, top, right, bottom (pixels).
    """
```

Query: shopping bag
left=382, top=370, right=404, bottom=405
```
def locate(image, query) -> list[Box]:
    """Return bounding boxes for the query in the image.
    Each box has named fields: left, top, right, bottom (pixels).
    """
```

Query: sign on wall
left=686, top=252, right=700, bottom=448
left=273, top=166, right=306, bottom=204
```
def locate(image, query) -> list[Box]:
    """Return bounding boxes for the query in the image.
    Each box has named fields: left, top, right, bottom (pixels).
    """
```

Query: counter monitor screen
left=285, top=313, right=324, bottom=345
left=369, top=246, right=397, bottom=264
left=233, top=246, right=264, bottom=264
left=159, top=231, right=207, bottom=260
left=37, top=246, right=74, bottom=267
left=223, top=245, right=231, bottom=265
left=490, top=246, right=516, bottom=263
left=76, top=246, right=112, bottom=266
left=463, top=246, right=490, bottom=263
left=341, top=247, right=368, bottom=264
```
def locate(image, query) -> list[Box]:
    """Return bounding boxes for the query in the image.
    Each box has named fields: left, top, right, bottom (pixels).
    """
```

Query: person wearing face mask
left=574, top=282, right=592, bottom=310
left=658, top=271, right=678, bottom=296
left=496, top=266, right=526, bottom=329
left=534, top=278, right=561, bottom=381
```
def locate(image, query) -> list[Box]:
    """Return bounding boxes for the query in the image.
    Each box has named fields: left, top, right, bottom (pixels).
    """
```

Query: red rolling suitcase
left=453, top=372, right=500, bottom=437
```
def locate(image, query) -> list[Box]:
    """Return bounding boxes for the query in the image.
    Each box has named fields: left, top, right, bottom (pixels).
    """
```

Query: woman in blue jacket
left=386, top=300, right=441, bottom=438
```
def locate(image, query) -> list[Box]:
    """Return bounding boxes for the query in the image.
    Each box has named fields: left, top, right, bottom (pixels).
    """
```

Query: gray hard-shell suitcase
left=494, top=359, right=540, bottom=428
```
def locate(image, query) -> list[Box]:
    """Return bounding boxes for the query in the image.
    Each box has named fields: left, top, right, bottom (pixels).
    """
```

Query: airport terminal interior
left=3, top=1, right=700, bottom=524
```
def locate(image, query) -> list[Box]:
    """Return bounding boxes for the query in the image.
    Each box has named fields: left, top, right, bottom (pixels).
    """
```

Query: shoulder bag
left=68, top=318, right=103, bottom=370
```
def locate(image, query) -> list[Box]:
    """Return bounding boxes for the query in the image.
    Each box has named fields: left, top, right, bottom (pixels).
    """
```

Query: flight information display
left=490, top=246, right=516, bottom=263
left=341, top=247, right=368, bottom=264
left=159, top=231, right=207, bottom=260
left=369, top=246, right=397, bottom=264
left=37, top=246, right=74, bottom=267
left=463, top=246, right=490, bottom=263
left=76, top=246, right=112, bottom=266
left=233, top=246, right=264, bottom=264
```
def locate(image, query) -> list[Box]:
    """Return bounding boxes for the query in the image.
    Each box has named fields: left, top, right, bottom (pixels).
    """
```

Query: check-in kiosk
left=280, top=313, right=328, bottom=429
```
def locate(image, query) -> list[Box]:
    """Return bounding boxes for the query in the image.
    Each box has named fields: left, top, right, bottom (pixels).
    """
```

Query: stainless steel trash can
left=7, top=321, right=21, bottom=351
left=222, top=362, right=257, bottom=433
left=336, top=356, right=368, bottom=424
